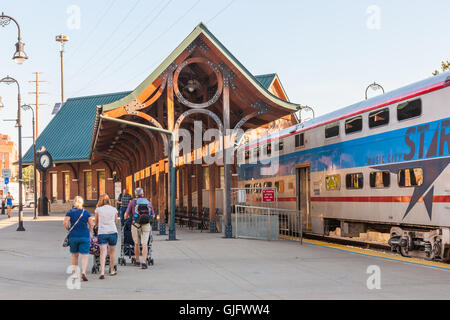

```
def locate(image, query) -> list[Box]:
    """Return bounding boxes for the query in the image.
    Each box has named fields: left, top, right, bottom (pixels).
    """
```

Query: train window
left=266, top=143, right=272, bottom=155
left=346, top=173, right=364, bottom=189
left=370, top=171, right=390, bottom=188
left=398, top=168, right=423, bottom=187
left=295, top=133, right=305, bottom=148
left=275, top=181, right=284, bottom=193
left=263, top=182, right=273, bottom=188
left=397, top=99, right=422, bottom=121
left=325, top=123, right=339, bottom=139
left=255, top=147, right=260, bottom=158
left=288, top=182, right=294, bottom=190
left=345, top=116, right=363, bottom=134
left=369, top=108, right=389, bottom=128
left=276, top=141, right=284, bottom=152
left=325, top=175, right=340, bottom=190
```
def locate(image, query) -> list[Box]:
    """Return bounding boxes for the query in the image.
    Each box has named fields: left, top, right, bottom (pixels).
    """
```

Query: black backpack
left=134, top=198, right=152, bottom=225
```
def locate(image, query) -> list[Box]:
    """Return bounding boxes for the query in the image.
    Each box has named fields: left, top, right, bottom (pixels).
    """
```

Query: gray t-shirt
left=95, top=205, right=118, bottom=235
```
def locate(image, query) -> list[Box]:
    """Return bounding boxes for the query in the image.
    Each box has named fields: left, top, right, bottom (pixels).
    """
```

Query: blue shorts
left=69, top=237, right=90, bottom=254
left=98, top=233, right=118, bottom=246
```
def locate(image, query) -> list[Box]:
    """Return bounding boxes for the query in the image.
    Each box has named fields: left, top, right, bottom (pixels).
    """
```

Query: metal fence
left=233, top=205, right=302, bottom=244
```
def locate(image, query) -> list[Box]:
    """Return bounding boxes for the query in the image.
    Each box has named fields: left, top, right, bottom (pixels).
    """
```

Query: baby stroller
left=118, top=219, right=154, bottom=266
left=90, top=228, right=118, bottom=274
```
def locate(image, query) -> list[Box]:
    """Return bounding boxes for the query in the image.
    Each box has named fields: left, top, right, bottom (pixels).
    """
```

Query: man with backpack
left=124, top=188, right=153, bottom=269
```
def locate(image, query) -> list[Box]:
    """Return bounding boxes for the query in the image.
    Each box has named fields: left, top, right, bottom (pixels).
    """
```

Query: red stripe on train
left=310, top=196, right=450, bottom=203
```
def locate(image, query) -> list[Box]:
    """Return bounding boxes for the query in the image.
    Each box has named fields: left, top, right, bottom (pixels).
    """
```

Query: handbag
left=63, top=210, right=85, bottom=247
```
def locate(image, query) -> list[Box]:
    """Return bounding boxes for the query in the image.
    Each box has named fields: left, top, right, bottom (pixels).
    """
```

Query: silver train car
left=237, top=72, right=450, bottom=261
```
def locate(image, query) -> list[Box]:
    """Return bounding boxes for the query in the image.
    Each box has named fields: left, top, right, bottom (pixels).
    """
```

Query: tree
left=22, top=166, right=34, bottom=192
left=433, top=60, right=450, bottom=75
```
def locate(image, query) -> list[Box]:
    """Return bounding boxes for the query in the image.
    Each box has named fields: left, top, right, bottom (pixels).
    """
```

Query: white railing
left=234, top=205, right=302, bottom=244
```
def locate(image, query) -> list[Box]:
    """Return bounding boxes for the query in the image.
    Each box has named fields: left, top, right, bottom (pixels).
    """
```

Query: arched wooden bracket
left=166, top=62, right=178, bottom=89
left=250, top=99, right=270, bottom=115
left=173, top=57, right=223, bottom=109
left=218, top=62, right=236, bottom=90
left=174, top=108, right=224, bottom=135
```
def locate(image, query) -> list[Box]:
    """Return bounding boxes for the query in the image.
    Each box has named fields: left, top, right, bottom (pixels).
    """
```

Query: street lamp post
left=0, top=12, right=28, bottom=64
left=365, top=82, right=385, bottom=100
left=22, top=104, right=37, bottom=220
left=0, top=76, right=25, bottom=231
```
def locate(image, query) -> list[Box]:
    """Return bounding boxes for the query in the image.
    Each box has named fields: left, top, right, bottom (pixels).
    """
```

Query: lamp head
left=13, top=41, right=28, bottom=64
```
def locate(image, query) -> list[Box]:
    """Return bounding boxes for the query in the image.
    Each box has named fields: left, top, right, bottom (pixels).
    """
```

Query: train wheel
left=399, top=246, right=410, bottom=257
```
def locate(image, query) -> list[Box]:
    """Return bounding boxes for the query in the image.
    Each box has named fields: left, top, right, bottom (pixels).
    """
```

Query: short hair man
left=124, top=188, right=153, bottom=269
left=117, top=188, right=132, bottom=226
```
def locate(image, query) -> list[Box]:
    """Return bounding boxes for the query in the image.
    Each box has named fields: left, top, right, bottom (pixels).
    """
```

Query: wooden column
left=209, top=163, right=216, bottom=232
left=187, top=165, right=192, bottom=214
left=196, top=164, right=203, bottom=217
left=223, top=81, right=232, bottom=237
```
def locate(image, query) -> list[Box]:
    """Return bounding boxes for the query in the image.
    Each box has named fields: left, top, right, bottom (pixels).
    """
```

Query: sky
left=0, top=0, right=449, bottom=154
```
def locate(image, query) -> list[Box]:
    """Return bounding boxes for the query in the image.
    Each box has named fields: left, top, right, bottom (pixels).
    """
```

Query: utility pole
left=28, top=72, right=48, bottom=137
left=28, top=72, right=47, bottom=204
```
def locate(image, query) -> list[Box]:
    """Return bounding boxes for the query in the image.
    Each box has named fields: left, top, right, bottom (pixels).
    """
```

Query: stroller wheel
left=114, top=265, right=118, bottom=271
left=91, top=266, right=97, bottom=274
left=131, top=257, right=136, bottom=264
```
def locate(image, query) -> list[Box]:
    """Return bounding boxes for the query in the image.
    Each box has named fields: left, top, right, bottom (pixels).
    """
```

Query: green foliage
left=22, top=166, right=34, bottom=191
left=433, top=60, right=450, bottom=75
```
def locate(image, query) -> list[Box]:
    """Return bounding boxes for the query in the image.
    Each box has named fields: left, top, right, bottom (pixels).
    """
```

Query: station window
left=397, top=99, right=422, bottom=121
left=295, top=133, right=305, bottom=148
left=244, top=183, right=251, bottom=194
left=264, top=181, right=273, bottom=188
left=275, top=181, right=284, bottom=193
left=253, top=183, right=262, bottom=193
left=369, top=108, right=389, bottom=128
left=346, top=173, right=364, bottom=189
left=370, top=171, right=390, bottom=188
left=325, top=175, right=340, bottom=191
left=345, top=116, right=363, bottom=134
left=325, top=123, right=339, bottom=139
left=398, top=168, right=423, bottom=187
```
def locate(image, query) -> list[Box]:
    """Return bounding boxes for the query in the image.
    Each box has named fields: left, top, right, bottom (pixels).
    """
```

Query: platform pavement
left=1, top=209, right=450, bottom=300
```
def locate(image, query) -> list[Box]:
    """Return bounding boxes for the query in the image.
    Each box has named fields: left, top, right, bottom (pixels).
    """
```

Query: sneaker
left=134, top=261, right=140, bottom=267
left=141, top=263, right=148, bottom=269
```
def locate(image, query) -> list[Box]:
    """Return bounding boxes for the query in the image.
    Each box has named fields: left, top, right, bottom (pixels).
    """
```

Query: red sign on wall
left=262, top=189, right=275, bottom=203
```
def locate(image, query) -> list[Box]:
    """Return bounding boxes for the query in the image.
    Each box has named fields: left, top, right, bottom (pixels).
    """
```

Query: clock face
left=40, top=154, right=51, bottom=169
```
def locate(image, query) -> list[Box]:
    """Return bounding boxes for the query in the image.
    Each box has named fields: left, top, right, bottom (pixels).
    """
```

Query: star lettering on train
left=371, top=157, right=450, bottom=220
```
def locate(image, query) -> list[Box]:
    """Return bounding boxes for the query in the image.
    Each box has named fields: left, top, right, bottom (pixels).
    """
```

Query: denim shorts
left=69, top=237, right=90, bottom=254
left=98, top=233, right=118, bottom=246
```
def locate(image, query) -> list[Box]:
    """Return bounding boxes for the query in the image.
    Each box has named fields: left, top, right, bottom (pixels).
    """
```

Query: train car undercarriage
left=388, top=227, right=450, bottom=262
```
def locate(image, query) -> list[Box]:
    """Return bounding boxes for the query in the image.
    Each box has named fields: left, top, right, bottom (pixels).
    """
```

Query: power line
left=68, top=0, right=142, bottom=81
left=67, top=0, right=118, bottom=59
left=70, top=0, right=173, bottom=97
left=108, top=0, right=203, bottom=86
left=206, top=0, right=236, bottom=24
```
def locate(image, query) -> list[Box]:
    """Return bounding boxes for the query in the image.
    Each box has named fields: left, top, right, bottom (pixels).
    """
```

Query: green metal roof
left=23, top=91, right=130, bottom=164
left=255, top=73, right=276, bottom=89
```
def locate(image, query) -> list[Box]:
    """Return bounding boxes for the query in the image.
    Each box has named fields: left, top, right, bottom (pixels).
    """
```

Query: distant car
left=26, top=199, right=35, bottom=208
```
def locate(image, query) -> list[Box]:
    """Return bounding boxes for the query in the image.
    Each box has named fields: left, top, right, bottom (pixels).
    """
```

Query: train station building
left=22, top=23, right=300, bottom=236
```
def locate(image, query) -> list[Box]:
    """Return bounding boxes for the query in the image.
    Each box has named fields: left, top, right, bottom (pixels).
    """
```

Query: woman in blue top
left=63, top=196, right=94, bottom=281
left=5, top=192, right=13, bottom=218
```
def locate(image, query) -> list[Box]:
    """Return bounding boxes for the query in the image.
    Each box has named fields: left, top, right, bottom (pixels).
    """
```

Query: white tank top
left=95, top=205, right=118, bottom=235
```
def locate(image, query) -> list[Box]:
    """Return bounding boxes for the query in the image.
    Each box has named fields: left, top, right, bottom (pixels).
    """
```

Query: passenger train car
left=237, top=72, right=450, bottom=261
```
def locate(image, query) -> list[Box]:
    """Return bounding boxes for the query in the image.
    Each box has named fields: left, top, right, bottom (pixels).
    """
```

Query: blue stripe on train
left=238, top=117, right=450, bottom=181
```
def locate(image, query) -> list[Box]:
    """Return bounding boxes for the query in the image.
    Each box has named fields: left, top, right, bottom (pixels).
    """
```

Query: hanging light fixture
left=13, top=40, right=28, bottom=64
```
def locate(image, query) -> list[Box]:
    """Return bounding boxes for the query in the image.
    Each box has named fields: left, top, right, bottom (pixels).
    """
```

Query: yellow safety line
left=280, top=234, right=450, bottom=271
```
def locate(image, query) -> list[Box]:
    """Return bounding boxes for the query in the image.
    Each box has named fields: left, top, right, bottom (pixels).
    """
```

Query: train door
left=296, top=166, right=312, bottom=232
